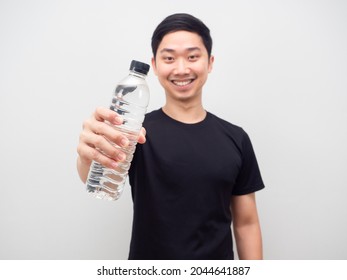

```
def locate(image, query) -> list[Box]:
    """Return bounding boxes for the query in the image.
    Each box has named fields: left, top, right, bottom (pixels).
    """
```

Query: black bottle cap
left=130, top=60, right=150, bottom=75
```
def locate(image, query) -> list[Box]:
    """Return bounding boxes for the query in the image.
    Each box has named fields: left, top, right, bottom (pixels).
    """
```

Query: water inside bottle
left=86, top=128, right=139, bottom=201
left=86, top=73, right=149, bottom=201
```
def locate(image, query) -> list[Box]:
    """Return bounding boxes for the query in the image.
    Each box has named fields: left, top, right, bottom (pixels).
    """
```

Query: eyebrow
left=159, top=47, right=202, bottom=53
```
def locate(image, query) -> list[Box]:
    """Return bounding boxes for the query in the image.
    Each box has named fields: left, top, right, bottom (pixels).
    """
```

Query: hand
left=77, top=107, right=146, bottom=182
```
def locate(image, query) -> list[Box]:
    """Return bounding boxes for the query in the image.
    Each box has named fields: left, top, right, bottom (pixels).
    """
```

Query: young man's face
left=152, top=30, right=214, bottom=103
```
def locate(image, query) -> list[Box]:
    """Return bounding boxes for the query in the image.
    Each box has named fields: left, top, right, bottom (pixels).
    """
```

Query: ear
left=208, top=55, right=214, bottom=73
left=151, top=57, right=158, bottom=76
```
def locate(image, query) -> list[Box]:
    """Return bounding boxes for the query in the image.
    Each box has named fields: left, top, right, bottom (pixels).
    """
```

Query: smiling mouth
left=171, top=79, right=194, bottom=86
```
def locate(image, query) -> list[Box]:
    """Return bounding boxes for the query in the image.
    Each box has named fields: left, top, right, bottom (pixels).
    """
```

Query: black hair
left=151, top=13, right=213, bottom=58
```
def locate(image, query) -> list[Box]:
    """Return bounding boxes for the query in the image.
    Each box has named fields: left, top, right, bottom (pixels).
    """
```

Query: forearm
left=234, top=221, right=263, bottom=260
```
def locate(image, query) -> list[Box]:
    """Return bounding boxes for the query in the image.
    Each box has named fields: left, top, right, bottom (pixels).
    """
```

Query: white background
left=0, top=0, right=346, bottom=260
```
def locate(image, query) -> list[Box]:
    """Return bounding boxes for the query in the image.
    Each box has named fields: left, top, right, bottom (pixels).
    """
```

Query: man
left=77, top=13, right=265, bottom=260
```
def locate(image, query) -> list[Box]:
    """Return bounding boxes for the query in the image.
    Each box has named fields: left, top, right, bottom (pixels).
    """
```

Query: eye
left=163, top=56, right=174, bottom=63
left=188, top=54, right=199, bottom=61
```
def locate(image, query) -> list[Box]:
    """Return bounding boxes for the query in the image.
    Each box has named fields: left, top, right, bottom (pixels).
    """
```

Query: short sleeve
left=231, top=132, right=265, bottom=195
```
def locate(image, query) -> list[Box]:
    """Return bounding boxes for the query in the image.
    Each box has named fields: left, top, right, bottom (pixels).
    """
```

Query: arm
left=231, top=192, right=263, bottom=260
left=76, top=107, right=146, bottom=183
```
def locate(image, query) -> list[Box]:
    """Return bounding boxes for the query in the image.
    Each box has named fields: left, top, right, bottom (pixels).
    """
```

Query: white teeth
left=173, top=80, right=192, bottom=86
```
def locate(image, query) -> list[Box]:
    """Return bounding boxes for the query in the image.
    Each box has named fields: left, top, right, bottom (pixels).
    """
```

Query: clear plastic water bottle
left=86, top=60, right=150, bottom=201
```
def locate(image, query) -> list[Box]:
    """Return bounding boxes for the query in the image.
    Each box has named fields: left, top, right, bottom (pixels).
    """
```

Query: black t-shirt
left=128, top=108, right=264, bottom=259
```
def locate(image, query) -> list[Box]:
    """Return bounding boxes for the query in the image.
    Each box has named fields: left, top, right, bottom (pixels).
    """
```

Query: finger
left=77, top=142, right=119, bottom=169
left=91, top=133, right=127, bottom=162
left=94, top=107, right=123, bottom=125
left=138, top=127, right=146, bottom=144
left=88, top=120, right=129, bottom=148
left=80, top=130, right=126, bottom=162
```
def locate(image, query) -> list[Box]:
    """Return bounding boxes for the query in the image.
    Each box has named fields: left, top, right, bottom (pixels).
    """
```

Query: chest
left=143, top=123, right=242, bottom=187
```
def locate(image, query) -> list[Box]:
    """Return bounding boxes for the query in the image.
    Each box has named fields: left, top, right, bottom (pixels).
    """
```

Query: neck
left=162, top=101, right=206, bottom=124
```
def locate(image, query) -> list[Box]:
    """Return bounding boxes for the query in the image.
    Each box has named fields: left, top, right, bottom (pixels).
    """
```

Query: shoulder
left=144, top=108, right=161, bottom=119
left=208, top=112, right=242, bottom=130
left=207, top=112, right=248, bottom=143
left=143, top=109, right=163, bottom=127
left=143, top=108, right=165, bottom=123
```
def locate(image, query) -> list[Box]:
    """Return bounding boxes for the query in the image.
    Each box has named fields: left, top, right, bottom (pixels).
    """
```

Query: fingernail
left=120, top=138, right=129, bottom=147
left=117, top=153, right=125, bottom=161
left=114, top=116, right=123, bottom=124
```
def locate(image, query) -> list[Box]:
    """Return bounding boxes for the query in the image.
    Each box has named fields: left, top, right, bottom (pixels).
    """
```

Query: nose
left=173, top=59, right=190, bottom=75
